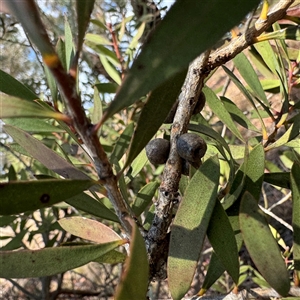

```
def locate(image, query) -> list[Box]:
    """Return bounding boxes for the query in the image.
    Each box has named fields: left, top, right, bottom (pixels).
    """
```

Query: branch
left=206, top=0, right=295, bottom=71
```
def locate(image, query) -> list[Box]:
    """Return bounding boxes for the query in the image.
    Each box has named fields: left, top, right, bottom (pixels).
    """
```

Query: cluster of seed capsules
left=145, top=91, right=207, bottom=175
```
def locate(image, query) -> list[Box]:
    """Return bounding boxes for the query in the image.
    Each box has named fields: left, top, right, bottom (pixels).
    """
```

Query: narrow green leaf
left=0, top=95, right=67, bottom=120
left=93, top=250, right=126, bottom=264
left=204, top=86, right=244, bottom=141
left=222, top=65, right=268, bottom=137
left=59, top=217, right=121, bottom=243
left=253, top=41, right=279, bottom=75
left=0, top=231, right=27, bottom=251
left=0, top=69, right=37, bottom=101
left=0, top=216, right=16, bottom=227
left=100, top=54, right=121, bottom=85
left=125, top=69, right=187, bottom=168
left=260, top=79, right=280, bottom=91
left=111, top=122, right=135, bottom=162
left=239, top=192, right=290, bottom=296
left=91, top=87, right=103, bottom=125
left=85, top=33, right=112, bottom=45
left=115, top=220, right=149, bottom=300
left=256, top=25, right=300, bottom=42
left=168, top=156, right=220, bottom=300
left=132, top=181, right=159, bottom=217
left=4, top=124, right=91, bottom=180
left=0, top=240, right=125, bottom=278
left=233, top=52, right=269, bottom=106
left=66, top=192, right=119, bottom=223
left=125, top=149, right=148, bottom=184
left=95, top=82, right=118, bottom=94
left=76, top=0, right=95, bottom=53
left=264, top=172, right=291, bottom=189
left=64, top=18, right=74, bottom=71
left=0, top=179, right=94, bottom=215
left=221, top=97, right=260, bottom=133
left=201, top=252, right=225, bottom=291
left=103, top=0, right=260, bottom=121
left=207, top=200, right=239, bottom=284
left=265, top=121, right=300, bottom=151
left=3, top=118, right=64, bottom=133
left=291, top=162, right=300, bottom=272
left=44, top=65, right=58, bottom=102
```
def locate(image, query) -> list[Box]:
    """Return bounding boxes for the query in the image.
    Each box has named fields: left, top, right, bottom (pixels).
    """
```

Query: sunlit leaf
left=115, top=219, right=149, bottom=300
left=91, top=87, right=103, bottom=125
left=255, top=25, right=300, bottom=42
left=168, top=156, right=220, bottom=300
left=0, top=94, right=68, bottom=121
left=0, top=179, right=94, bottom=215
left=102, top=0, right=260, bottom=121
left=233, top=52, right=269, bottom=106
left=239, top=192, right=290, bottom=296
left=99, top=54, right=121, bottom=85
left=59, top=217, right=121, bottom=243
left=0, top=240, right=125, bottom=278
left=204, top=86, right=244, bottom=141
left=3, top=118, right=64, bottom=133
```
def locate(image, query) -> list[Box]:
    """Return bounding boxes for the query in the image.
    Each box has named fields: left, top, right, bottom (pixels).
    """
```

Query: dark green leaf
left=264, top=172, right=291, bottom=189
left=221, top=97, right=260, bottom=133
left=103, top=0, right=260, bottom=121
left=95, top=82, right=118, bottom=94
left=201, top=252, right=225, bottom=292
left=239, top=192, right=290, bottom=296
left=111, top=122, right=135, bottom=162
left=0, top=231, right=27, bottom=251
left=66, top=192, right=119, bottom=223
left=168, top=156, right=220, bottom=300
left=207, top=200, right=239, bottom=284
left=0, top=179, right=94, bottom=215
left=125, top=69, right=187, bottom=168
left=0, top=240, right=125, bottom=278
left=132, top=181, right=159, bottom=217
left=115, top=220, right=149, bottom=300
left=0, top=216, right=17, bottom=227
left=76, top=0, right=95, bottom=53
left=0, top=69, right=37, bottom=101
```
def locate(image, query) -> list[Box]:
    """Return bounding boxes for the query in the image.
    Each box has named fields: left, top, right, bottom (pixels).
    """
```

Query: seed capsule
left=146, top=138, right=170, bottom=165
left=193, top=91, right=206, bottom=115
left=176, top=133, right=207, bottom=164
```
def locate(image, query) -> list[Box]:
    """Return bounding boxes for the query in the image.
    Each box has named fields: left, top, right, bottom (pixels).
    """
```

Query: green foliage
left=1, top=0, right=300, bottom=299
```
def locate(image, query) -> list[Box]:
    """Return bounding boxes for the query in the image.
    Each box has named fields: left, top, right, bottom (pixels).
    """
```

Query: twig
left=206, top=0, right=295, bottom=72
left=258, top=204, right=293, bottom=231
left=268, top=191, right=292, bottom=211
